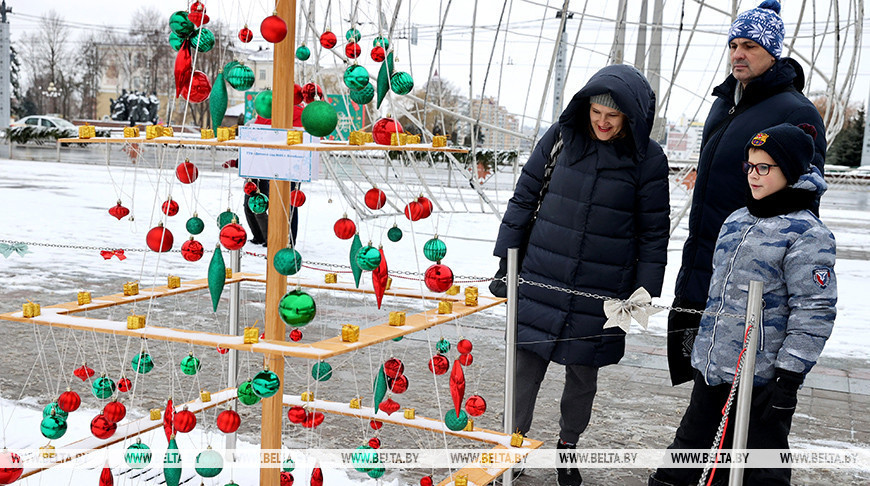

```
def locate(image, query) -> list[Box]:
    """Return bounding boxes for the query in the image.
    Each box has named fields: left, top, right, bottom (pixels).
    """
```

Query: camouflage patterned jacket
left=691, top=168, right=837, bottom=387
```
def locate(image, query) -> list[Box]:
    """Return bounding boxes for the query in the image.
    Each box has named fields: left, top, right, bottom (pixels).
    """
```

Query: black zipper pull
left=728, top=106, right=736, bottom=115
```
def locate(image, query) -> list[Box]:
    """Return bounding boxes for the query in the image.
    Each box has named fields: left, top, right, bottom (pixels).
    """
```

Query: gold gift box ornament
left=406, top=134, right=421, bottom=144
left=78, top=124, right=96, bottom=139
left=445, top=285, right=460, bottom=296
left=150, top=409, right=162, bottom=420
left=201, top=128, right=214, bottom=139
left=454, top=475, right=468, bottom=486
left=432, top=135, right=447, bottom=148
left=465, top=286, right=479, bottom=306
left=127, top=314, right=146, bottom=330
left=40, top=444, right=56, bottom=459
left=145, top=125, right=162, bottom=140
left=349, top=397, right=362, bottom=409
left=463, top=419, right=474, bottom=432
left=510, top=431, right=525, bottom=447
left=77, top=291, right=92, bottom=306
left=162, top=126, right=174, bottom=137
left=404, top=408, right=415, bottom=420
left=243, top=326, right=259, bottom=344
left=388, top=311, right=406, bottom=326
left=123, top=126, right=140, bottom=138
left=301, top=391, right=314, bottom=402
left=341, top=324, right=360, bottom=343
left=324, top=273, right=337, bottom=284
left=385, top=277, right=392, bottom=291
left=167, top=275, right=181, bottom=289
left=23, top=301, right=41, bottom=318
left=123, top=281, right=139, bottom=296
left=390, top=132, right=408, bottom=146
left=438, top=300, right=453, bottom=314
left=225, top=268, right=233, bottom=279
left=348, top=131, right=367, bottom=146
left=287, top=130, right=303, bottom=145
left=200, top=390, right=211, bottom=402
left=216, top=127, right=232, bottom=142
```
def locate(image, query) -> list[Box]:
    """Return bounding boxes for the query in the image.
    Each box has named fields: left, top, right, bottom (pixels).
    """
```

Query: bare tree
left=20, top=10, right=79, bottom=117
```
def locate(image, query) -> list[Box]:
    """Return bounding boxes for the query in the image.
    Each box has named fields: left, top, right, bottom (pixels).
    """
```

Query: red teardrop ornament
left=173, top=409, right=197, bottom=433
left=289, top=189, right=306, bottom=207
left=465, top=394, right=487, bottom=417
left=103, top=401, right=126, bottom=423
left=311, top=467, right=323, bottom=486
left=161, top=198, right=179, bottom=217
left=181, top=238, right=204, bottom=262
left=378, top=398, right=400, bottom=415
left=108, top=202, right=129, bottom=220
left=383, top=358, right=404, bottom=379
left=163, top=399, right=174, bottom=441
left=428, top=355, right=449, bottom=375
left=174, top=41, right=192, bottom=98
left=333, top=217, right=356, bottom=240
left=364, top=188, right=386, bottom=210
left=90, top=414, right=117, bottom=439
left=74, top=364, right=95, bottom=381
left=219, top=223, right=247, bottom=250
left=176, top=160, right=199, bottom=184
left=450, top=360, right=466, bottom=417
left=146, top=224, right=174, bottom=252
left=320, top=31, right=337, bottom=49
left=372, top=247, right=389, bottom=309
left=99, top=465, right=113, bottom=486
left=239, top=26, right=253, bottom=43
left=261, top=15, right=288, bottom=43
left=424, top=263, right=454, bottom=292
left=217, top=409, right=241, bottom=433
left=345, top=42, right=361, bottom=59
left=287, top=406, right=306, bottom=424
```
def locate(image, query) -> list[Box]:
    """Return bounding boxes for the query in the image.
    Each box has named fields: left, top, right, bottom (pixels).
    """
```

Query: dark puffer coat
left=493, top=64, right=670, bottom=366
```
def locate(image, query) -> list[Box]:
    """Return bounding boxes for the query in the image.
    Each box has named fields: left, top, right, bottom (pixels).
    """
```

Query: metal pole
left=728, top=280, right=764, bottom=486
left=225, top=249, right=242, bottom=457
left=504, top=247, right=519, bottom=485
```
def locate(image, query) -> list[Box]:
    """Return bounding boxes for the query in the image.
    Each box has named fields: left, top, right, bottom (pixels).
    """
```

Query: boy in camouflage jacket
left=651, top=123, right=837, bottom=486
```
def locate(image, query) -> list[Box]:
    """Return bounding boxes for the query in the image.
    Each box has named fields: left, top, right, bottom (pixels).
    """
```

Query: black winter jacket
left=673, top=58, right=827, bottom=307
left=494, top=65, right=670, bottom=366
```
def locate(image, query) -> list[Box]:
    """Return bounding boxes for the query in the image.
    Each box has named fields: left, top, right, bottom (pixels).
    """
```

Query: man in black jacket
left=667, top=0, right=826, bottom=386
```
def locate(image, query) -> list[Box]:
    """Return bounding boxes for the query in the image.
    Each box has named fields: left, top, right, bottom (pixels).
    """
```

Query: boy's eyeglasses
left=742, top=162, right=779, bottom=176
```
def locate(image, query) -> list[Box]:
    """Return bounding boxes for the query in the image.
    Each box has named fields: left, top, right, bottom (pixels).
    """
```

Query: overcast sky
left=7, top=0, right=870, bottom=128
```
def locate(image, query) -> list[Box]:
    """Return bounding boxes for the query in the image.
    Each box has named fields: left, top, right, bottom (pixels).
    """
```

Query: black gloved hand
left=761, top=368, right=803, bottom=421
left=488, top=258, right=508, bottom=298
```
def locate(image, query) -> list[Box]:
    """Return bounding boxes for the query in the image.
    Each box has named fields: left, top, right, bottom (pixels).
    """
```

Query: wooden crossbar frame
left=58, top=137, right=469, bottom=153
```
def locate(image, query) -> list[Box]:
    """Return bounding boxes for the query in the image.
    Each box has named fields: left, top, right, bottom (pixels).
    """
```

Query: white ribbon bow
left=602, top=287, right=663, bottom=333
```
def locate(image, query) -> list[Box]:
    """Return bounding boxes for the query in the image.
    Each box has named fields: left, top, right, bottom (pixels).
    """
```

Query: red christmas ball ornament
left=217, top=409, right=241, bottom=433
left=289, top=189, right=306, bottom=207
left=108, top=201, right=129, bottom=220
left=302, top=411, right=325, bottom=428
left=369, top=419, right=383, bottom=430
left=103, top=401, right=127, bottom=423
left=243, top=180, right=258, bottom=195
left=219, top=223, right=247, bottom=250
left=90, top=414, right=117, bottom=439
left=161, top=198, right=179, bottom=217
left=465, top=395, right=487, bottom=417
left=371, top=46, right=385, bottom=62
left=424, top=263, right=454, bottom=292
left=280, top=471, right=295, bottom=486
left=333, top=216, right=356, bottom=240
left=117, top=377, right=132, bottom=392
left=364, top=188, right=387, bottom=210
left=383, top=358, right=404, bottom=379
left=180, top=70, right=212, bottom=104
left=289, top=329, right=303, bottom=341
left=239, top=25, right=253, bottom=43
left=388, top=374, right=408, bottom=394
left=345, top=42, right=361, bottom=59
left=260, top=14, right=288, bottom=43
left=74, top=364, right=95, bottom=381
left=457, top=339, right=473, bottom=354
left=146, top=224, right=174, bottom=252
left=404, top=201, right=424, bottom=221
left=458, top=353, right=474, bottom=366
left=420, top=476, right=434, bottom=486
left=428, top=355, right=449, bottom=375
left=293, top=83, right=304, bottom=105
left=0, top=451, right=23, bottom=485
left=181, top=237, right=204, bottom=262
left=188, top=1, right=208, bottom=27
left=173, top=409, right=197, bottom=433
left=417, top=196, right=434, bottom=218
left=301, top=83, right=323, bottom=103
left=372, top=117, right=403, bottom=145
left=58, top=390, right=81, bottom=412
left=176, top=160, right=199, bottom=184
left=368, top=437, right=381, bottom=449
left=287, top=406, right=306, bottom=424
left=216, top=346, right=229, bottom=354
left=320, top=31, right=337, bottom=49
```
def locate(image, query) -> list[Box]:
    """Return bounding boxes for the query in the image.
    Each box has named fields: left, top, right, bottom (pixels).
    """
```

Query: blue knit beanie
left=745, top=123, right=817, bottom=185
left=728, top=0, right=785, bottom=59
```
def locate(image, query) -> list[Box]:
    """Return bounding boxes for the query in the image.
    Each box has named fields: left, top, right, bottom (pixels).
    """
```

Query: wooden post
left=261, top=0, right=296, bottom=484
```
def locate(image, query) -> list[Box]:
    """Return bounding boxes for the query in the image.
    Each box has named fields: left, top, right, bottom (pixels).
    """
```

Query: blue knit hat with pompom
left=728, top=0, right=785, bottom=59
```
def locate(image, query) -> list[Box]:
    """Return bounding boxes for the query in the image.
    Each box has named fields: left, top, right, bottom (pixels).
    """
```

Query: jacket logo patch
left=751, top=133, right=769, bottom=146
left=813, top=268, right=830, bottom=289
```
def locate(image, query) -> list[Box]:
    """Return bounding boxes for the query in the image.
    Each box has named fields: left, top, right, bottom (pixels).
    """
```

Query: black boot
left=556, top=440, right=582, bottom=486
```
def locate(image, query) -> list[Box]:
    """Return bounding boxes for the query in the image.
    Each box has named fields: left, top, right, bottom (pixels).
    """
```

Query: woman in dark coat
left=492, top=64, right=670, bottom=485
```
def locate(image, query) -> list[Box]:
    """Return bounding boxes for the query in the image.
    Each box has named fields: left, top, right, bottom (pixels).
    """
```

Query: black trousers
left=651, top=372, right=794, bottom=486
left=243, top=179, right=299, bottom=245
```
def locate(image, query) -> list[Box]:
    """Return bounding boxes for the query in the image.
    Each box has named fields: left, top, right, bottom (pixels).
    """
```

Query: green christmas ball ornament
left=367, top=464, right=386, bottom=479
left=392, top=335, right=404, bottom=342
left=226, top=64, right=255, bottom=91
left=436, top=337, right=451, bottom=354
left=444, top=409, right=469, bottom=431
left=40, top=414, right=68, bottom=440
left=248, top=193, right=269, bottom=214
left=295, top=45, right=311, bottom=61
left=92, top=375, right=117, bottom=399
left=373, top=36, right=390, bottom=50
left=252, top=369, right=281, bottom=398
left=301, top=101, right=338, bottom=138
left=217, top=210, right=238, bottom=229
left=387, top=225, right=403, bottom=242
left=345, top=28, right=362, bottom=42
left=355, top=245, right=381, bottom=271
left=191, top=28, right=215, bottom=53
left=169, top=31, right=184, bottom=51
left=352, top=445, right=376, bottom=472
left=132, top=352, right=154, bottom=374
left=390, top=71, right=414, bottom=95
left=43, top=402, right=68, bottom=420
left=180, top=353, right=201, bottom=375
left=169, top=11, right=195, bottom=38
left=282, top=457, right=295, bottom=472
left=195, top=448, right=224, bottom=478
left=423, top=237, right=447, bottom=262
left=125, top=440, right=152, bottom=469
left=278, top=289, right=317, bottom=327
left=237, top=380, right=261, bottom=406
left=311, top=361, right=333, bottom=381
left=186, top=215, right=205, bottom=234
left=343, top=65, right=370, bottom=91
left=350, top=84, right=374, bottom=104
left=254, top=90, right=273, bottom=119
left=223, top=60, right=241, bottom=74
left=273, top=248, right=302, bottom=276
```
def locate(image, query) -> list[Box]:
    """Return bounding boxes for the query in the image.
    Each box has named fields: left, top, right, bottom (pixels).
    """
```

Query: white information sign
left=237, top=126, right=321, bottom=181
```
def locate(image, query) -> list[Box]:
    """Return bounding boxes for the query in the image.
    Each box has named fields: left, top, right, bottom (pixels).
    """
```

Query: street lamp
left=41, top=82, right=61, bottom=114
